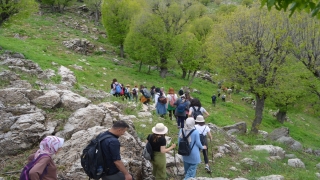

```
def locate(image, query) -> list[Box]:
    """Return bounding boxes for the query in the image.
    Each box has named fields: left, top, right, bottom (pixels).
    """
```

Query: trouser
left=151, top=152, right=166, bottom=180
left=132, top=94, right=138, bottom=102
left=168, top=110, right=176, bottom=120
left=177, top=116, right=185, bottom=128
left=183, top=162, right=198, bottom=180
left=201, top=137, right=209, bottom=164
left=101, top=172, right=134, bottom=180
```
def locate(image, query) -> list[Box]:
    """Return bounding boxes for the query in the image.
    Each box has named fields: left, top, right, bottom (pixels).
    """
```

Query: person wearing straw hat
left=179, top=118, right=207, bottom=180
left=147, top=123, right=176, bottom=180
left=166, top=87, right=178, bottom=121
left=195, top=115, right=213, bottom=172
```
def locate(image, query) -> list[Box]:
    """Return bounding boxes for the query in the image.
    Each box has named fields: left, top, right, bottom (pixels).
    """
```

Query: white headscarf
left=34, top=136, right=64, bottom=159
left=179, top=117, right=195, bottom=143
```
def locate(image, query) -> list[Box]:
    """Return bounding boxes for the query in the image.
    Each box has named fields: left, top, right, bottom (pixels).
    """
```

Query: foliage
left=101, top=0, right=141, bottom=58
left=261, top=0, right=320, bottom=18
left=40, top=0, right=76, bottom=12
left=83, top=0, right=101, bottom=24
left=0, top=0, right=38, bottom=26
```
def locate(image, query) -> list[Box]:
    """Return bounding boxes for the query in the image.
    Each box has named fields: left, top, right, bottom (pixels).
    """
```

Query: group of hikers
left=21, top=80, right=219, bottom=180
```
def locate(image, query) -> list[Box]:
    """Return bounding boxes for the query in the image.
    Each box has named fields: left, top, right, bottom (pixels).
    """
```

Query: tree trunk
left=120, top=44, right=124, bottom=58
left=159, top=57, right=167, bottom=78
left=276, top=110, right=287, bottom=124
left=187, top=70, right=197, bottom=87
left=94, top=11, right=99, bottom=25
left=187, top=70, right=191, bottom=80
left=139, top=60, right=142, bottom=72
left=148, top=66, right=151, bottom=74
left=181, top=69, right=187, bottom=79
left=250, top=94, right=266, bottom=133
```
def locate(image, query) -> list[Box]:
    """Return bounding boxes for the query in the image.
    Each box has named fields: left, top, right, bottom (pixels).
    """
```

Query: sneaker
left=205, top=166, right=212, bottom=172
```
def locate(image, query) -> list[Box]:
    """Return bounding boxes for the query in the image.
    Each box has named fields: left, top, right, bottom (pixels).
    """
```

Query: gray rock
left=240, top=158, right=259, bottom=166
left=0, top=88, right=30, bottom=106
left=222, top=122, right=247, bottom=134
left=31, top=90, right=60, bottom=109
left=288, top=158, right=305, bottom=168
left=316, top=172, right=320, bottom=178
left=257, top=175, right=284, bottom=180
left=138, top=112, right=152, bottom=118
left=60, top=90, right=91, bottom=111
left=276, top=136, right=302, bottom=151
left=267, top=127, right=289, bottom=141
left=11, top=53, right=25, bottom=59
left=0, top=70, right=20, bottom=81
left=253, top=145, right=285, bottom=159
left=316, top=163, right=320, bottom=169
left=9, top=80, right=32, bottom=89
left=58, top=66, right=77, bottom=86
left=38, top=69, right=56, bottom=79
left=314, top=149, right=320, bottom=156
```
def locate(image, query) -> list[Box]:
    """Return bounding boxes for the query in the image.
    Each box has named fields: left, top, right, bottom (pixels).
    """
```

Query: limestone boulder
left=0, top=70, right=20, bottom=81
left=267, top=127, right=289, bottom=141
left=9, top=80, right=32, bottom=89
left=253, top=145, right=285, bottom=159
left=288, top=158, right=305, bottom=168
left=276, top=136, right=302, bottom=151
left=58, top=66, right=76, bottom=86
left=0, top=88, right=30, bottom=106
left=60, top=90, right=91, bottom=111
left=222, top=122, right=247, bottom=134
left=57, top=104, right=105, bottom=139
left=257, top=175, right=284, bottom=180
left=38, top=69, right=56, bottom=79
left=0, top=111, right=17, bottom=133
left=31, top=90, right=60, bottom=109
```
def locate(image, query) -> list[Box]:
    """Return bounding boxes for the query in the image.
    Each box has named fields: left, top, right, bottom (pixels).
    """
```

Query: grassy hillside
left=1, top=7, right=320, bottom=179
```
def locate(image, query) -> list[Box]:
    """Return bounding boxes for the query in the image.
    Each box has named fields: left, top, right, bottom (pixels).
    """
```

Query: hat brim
left=152, top=126, right=168, bottom=134
left=195, top=119, right=205, bottom=122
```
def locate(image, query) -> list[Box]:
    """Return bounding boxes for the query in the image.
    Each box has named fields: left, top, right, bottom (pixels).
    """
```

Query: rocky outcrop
left=253, top=145, right=285, bottom=159
left=222, top=122, right=247, bottom=134
left=267, top=127, right=302, bottom=151
left=60, top=90, right=91, bottom=111
left=62, top=38, right=95, bottom=54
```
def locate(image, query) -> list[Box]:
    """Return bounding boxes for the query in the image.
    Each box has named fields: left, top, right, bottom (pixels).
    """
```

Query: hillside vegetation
left=0, top=1, right=320, bottom=179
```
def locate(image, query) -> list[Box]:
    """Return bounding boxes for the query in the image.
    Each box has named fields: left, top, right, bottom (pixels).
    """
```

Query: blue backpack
left=177, top=100, right=187, bottom=113
left=115, top=84, right=121, bottom=93
left=20, top=154, right=49, bottom=180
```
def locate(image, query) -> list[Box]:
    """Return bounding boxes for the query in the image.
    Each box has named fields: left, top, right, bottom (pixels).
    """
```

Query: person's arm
left=160, top=144, right=176, bottom=153
left=188, top=107, right=193, bottom=116
left=203, top=108, right=209, bottom=118
left=29, top=156, right=51, bottom=180
left=113, top=160, right=132, bottom=180
left=207, top=131, right=213, bottom=141
left=195, top=132, right=206, bottom=150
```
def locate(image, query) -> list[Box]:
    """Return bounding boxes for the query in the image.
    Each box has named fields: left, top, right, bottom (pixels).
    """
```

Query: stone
left=267, top=127, right=289, bottom=141
left=316, top=163, right=320, bottom=169
left=253, top=145, right=285, bottom=159
left=38, top=69, right=56, bottom=79
left=0, top=70, right=20, bottom=81
left=60, top=90, right=91, bottom=111
left=58, top=66, right=77, bottom=86
left=257, top=175, right=284, bottom=180
left=316, top=172, right=320, bottom=178
left=31, top=90, right=60, bottom=109
left=240, top=158, right=259, bottom=166
left=0, top=88, right=30, bottom=106
left=276, top=136, right=302, bottom=151
left=138, top=112, right=152, bottom=118
left=9, top=80, right=32, bottom=89
left=288, top=158, right=305, bottom=168
left=222, top=122, right=247, bottom=134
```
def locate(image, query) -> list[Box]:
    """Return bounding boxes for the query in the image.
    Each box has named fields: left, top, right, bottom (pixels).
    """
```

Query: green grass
left=1, top=9, right=320, bottom=179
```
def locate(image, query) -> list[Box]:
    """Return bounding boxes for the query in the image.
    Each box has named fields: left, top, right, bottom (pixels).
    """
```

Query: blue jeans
left=177, top=116, right=185, bottom=128
left=183, top=162, right=198, bottom=180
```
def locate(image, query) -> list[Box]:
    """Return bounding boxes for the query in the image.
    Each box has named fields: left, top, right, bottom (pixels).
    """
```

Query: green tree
left=0, top=0, right=38, bottom=26
left=209, top=5, right=291, bottom=133
left=126, top=0, right=206, bottom=78
left=261, top=0, right=320, bottom=18
left=40, top=0, right=75, bottom=12
left=101, top=0, right=141, bottom=58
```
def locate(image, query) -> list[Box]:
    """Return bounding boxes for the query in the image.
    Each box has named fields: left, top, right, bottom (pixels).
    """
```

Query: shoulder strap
left=201, top=126, right=206, bottom=134
left=192, top=106, right=196, bottom=111
left=190, top=141, right=196, bottom=151
left=98, top=134, right=113, bottom=142
left=185, top=129, right=195, bottom=139
left=197, top=106, right=201, bottom=111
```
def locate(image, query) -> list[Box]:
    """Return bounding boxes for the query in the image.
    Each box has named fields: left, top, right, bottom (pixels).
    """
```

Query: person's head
left=110, top=120, right=130, bottom=136
left=168, top=87, right=174, bottom=94
left=112, top=78, right=117, bottom=83
left=126, top=84, right=130, bottom=88
left=155, top=87, right=161, bottom=93
left=37, top=136, right=64, bottom=157
left=151, top=85, right=155, bottom=89
left=195, top=115, right=205, bottom=126
left=160, top=87, right=164, bottom=92
left=190, top=98, right=201, bottom=107
left=152, top=123, right=168, bottom=142
left=185, top=117, right=195, bottom=130
left=135, top=85, right=137, bottom=88
left=140, top=85, right=144, bottom=89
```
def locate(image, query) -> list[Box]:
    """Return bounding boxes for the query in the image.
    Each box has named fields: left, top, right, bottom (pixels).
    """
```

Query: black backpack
left=192, top=106, right=203, bottom=119
left=142, top=135, right=154, bottom=160
left=178, top=129, right=195, bottom=156
left=199, top=126, right=207, bottom=145
left=81, top=133, right=112, bottom=179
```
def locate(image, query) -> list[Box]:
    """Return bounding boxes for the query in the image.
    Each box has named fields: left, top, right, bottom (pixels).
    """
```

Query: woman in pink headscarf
left=27, top=136, right=64, bottom=180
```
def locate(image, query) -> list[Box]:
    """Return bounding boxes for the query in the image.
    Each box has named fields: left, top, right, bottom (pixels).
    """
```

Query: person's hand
left=203, top=145, right=207, bottom=150
left=171, top=143, right=176, bottom=149
left=124, top=173, right=132, bottom=180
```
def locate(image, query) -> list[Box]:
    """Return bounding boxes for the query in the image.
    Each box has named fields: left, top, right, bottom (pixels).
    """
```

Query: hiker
left=112, top=79, right=122, bottom=97
left=124, top=84, right=131, bottom=100
left=132, top=85, right=139, bottom=102
left=174, top=94, right=190, bottom=129
left=155, top=88, right=167, bottom=118
left=101, top=121, right=133, bottom=180
left=221, top=94, right=226, bottom=102
left=188, top=98, right=209, bottom=119
left=150, top=85, right=156, bottom=102
left=184, top=92, right=192, bottom=121
left=195, top=115, right=213, bottom=172
left=140, top=85, right=151, bottom=105
left=178, top=87, right=184, bottom=96
left=227, top=87, right=232, bottom=99
left=147, top=123, right=176, bottom=180
left=25, top=136, right=64, bottom=180
left=178, top=118, right=206, bottom=180
left=211, top=94, right=217, bottom=107
left=166, top=87, right=178, bottom=121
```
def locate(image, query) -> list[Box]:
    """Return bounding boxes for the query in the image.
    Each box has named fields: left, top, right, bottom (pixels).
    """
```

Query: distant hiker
left=100, top=121, right=133, bottom=180
left=21, top=136, right=64, bottom=180
left=167, top=87, right=178, bottom=121
left=217, top=81, right=222, bottom=89
left=195, top=115, right=213, bottom=172
left=155, top=88, right=167, bottom=117
left=140, top=85, right=151, bottom=105
left=221, top=94, right=226, bottom=102
left=125, top=84, right=131, bottom=100
left=178, top=118, right=206, bottom=180
left=147, top=123, right=176, bottom=180
left=132, top=85, right=139, bottom=102
left=178, top=87, right=184, bottom=96
left=112, top=79, right=122, bottom=97
left=227, top=87, right=232, bottom=99
left=211, top=94, right=217, bottom=107
left=175, top=94, right=190, bottom=129
left=184, top=92, right=192, bottom=120
left=150, top=86, right=156, bottom=102
left=188, top=98, right=209, bottom=119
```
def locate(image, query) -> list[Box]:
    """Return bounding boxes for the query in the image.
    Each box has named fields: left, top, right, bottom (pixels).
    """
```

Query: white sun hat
left=152, top=123, right=168, bottom=134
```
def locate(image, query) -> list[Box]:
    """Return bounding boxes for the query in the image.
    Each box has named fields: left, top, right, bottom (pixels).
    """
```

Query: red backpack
left=169, top=95, right=176, bottom=107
